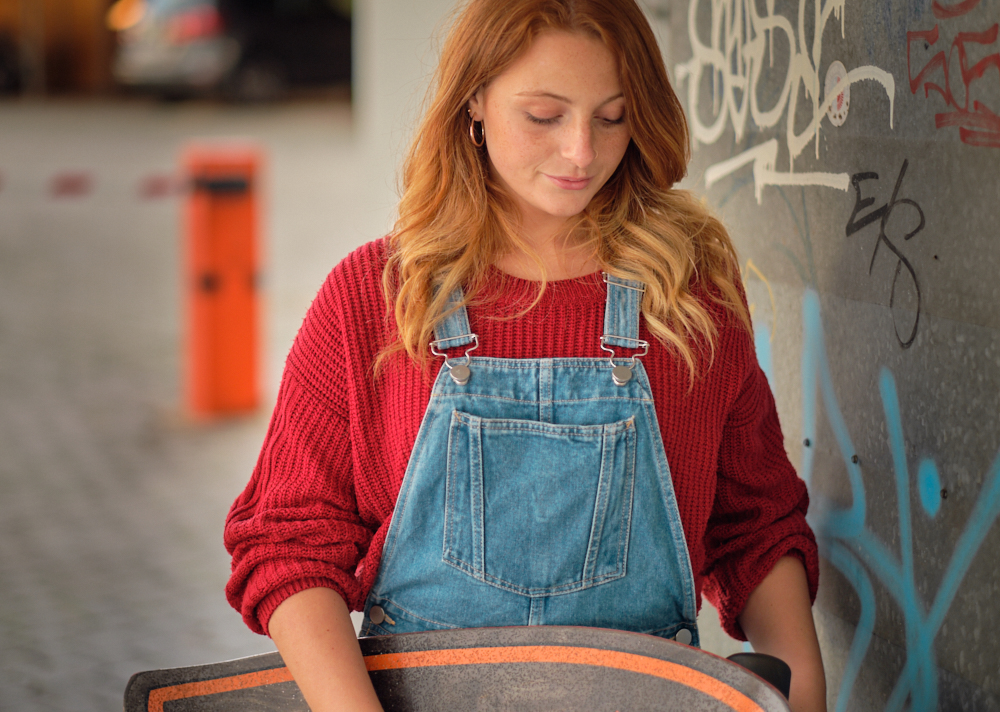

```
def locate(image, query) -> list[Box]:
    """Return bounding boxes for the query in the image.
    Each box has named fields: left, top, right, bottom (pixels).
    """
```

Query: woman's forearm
left=268, top=587, right=384, bottom=712
left=737, top=556, right=827, bottom=712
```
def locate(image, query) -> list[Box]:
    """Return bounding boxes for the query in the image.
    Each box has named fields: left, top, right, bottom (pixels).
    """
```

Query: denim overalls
left=360, top=275, right=699, bottom=646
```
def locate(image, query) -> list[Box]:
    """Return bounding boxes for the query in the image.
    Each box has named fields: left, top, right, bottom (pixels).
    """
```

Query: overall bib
left=360, top=276, right=699, bottom=646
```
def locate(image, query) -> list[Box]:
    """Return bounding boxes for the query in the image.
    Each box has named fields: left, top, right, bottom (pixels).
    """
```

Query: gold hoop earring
left=469, top=119, right=485, bottom=148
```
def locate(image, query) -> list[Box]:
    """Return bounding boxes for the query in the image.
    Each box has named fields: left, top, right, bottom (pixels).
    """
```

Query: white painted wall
left=352, top=0, right=459, bottom=240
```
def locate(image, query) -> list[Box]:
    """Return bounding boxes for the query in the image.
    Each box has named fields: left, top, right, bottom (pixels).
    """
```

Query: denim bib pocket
left=443, top=410, right=636, bottom=596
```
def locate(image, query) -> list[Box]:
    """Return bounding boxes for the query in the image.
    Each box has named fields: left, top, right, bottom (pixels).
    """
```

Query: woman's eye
left=600, top=115, right=626, bottom=126
left=526, top=113, right=559, bottom=125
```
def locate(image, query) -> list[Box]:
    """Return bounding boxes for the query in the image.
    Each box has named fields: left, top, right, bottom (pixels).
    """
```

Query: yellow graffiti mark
left=742, top=259, right=776, bottom=342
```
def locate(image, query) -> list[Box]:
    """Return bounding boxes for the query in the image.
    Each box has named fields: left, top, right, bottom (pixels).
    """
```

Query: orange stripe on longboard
left=364, top=646, right=765, bottom=712
left=144, top=646, right=765, bottom=712
left=146, top=666, right=293, bottom=712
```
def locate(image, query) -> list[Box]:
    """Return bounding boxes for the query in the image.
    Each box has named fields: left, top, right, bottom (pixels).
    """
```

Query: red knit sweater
left=225, top=238, right=818, bottom=640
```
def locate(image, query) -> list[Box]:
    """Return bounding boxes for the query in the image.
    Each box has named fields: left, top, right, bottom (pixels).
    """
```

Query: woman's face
left=468, top=31, right=632, bottom=239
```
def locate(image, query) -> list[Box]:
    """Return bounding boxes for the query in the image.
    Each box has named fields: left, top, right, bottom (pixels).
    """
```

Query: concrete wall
left=352, top=0, right=456, bottom=239
left=664, top=0, right=1000, bottom=709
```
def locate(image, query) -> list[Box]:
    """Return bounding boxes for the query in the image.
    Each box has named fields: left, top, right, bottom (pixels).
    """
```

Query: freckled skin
left=468, top=31, right=632, bottom=247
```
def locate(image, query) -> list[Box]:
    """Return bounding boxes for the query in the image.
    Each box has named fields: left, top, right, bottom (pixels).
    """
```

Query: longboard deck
left=124, top=626, right=790, bottom=711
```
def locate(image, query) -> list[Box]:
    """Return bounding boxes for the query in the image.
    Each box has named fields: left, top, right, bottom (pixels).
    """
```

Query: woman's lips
left=546, top=174, right=593, bottom=190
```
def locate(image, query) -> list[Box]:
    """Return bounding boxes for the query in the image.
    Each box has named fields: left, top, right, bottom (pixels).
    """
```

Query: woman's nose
left=562, top=120, right=596, bottom=167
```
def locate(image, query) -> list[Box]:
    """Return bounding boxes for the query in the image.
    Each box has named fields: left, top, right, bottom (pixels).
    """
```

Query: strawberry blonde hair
left=382, top=0, right=749, bottom=376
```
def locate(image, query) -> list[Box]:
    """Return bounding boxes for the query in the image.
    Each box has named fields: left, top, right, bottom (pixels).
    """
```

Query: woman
left=225, top=1, right=826, bottom=710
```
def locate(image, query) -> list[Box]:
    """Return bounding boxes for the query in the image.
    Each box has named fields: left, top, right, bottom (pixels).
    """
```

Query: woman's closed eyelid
left=525, top=113, right=626, bottom=126
left=526, top=113, right=560, bottom=125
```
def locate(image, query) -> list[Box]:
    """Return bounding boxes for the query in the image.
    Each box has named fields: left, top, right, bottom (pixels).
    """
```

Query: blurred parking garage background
left=0, top=0, right=351, bottom=99
left=1, top=2, right=378, bottom=710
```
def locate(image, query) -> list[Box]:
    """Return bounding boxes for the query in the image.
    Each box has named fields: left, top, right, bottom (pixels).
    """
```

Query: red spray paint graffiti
left=907, top=0, right=1000, bottom=148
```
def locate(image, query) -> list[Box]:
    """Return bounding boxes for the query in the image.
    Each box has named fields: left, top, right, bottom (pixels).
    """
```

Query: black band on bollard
left=191, top=176, right=251, bottom=193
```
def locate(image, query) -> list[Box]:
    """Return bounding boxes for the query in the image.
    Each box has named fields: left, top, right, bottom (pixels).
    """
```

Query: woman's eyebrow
left=515, top=91, right=624, bottom=106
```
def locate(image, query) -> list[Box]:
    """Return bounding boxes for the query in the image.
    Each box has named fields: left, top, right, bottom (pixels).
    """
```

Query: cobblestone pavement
left=0, top=97, right=376, bottom=712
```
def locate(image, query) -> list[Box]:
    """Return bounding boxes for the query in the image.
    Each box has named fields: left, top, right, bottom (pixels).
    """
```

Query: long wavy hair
left=382, top=0, right=749, bottom=377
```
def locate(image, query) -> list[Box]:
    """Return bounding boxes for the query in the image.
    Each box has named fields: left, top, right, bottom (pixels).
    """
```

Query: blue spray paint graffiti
left=754, top=325, right=774, bottom=390
left=799, top=289, right=1000, bottom=712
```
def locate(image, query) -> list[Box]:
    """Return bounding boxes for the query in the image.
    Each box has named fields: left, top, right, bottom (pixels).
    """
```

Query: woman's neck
left=494, top=224, right=599, bottom=281
left=495, top=250, right=599, bottom=281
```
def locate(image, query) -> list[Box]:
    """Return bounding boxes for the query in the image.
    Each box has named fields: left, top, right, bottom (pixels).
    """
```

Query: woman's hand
left=737, top=556, right=827, bottom=712
left=268, top=587, right=385, bottom=712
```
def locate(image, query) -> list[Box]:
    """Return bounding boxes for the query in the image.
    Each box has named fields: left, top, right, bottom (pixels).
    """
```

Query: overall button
left=449, top=364, right=471, bottom=385
left=674, top=628, right=693, bottom=645
left=611, top=364, right=633, bottom=386
left=369, top=605, right=386, bottom=625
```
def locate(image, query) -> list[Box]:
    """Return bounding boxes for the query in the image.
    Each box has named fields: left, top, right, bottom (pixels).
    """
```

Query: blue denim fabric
left=361, top=277, right=699, bottom=646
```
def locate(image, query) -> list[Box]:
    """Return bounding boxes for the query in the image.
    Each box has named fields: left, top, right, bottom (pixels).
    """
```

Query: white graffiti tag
left=675, top=0, right=897, bottom=202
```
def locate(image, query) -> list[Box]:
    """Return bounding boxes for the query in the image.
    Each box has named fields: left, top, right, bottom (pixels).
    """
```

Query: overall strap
left=602, top=274, right=646, bottom=348
left=431, top=287, right=477, bottom=351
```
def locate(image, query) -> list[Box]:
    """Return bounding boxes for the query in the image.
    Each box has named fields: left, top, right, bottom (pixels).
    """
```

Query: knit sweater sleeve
left=701, top=331, right=819, bottom=641
left=224, top=271, right=373, bottom=636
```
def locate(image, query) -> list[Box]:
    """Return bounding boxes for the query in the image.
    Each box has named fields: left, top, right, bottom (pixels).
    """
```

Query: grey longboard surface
left=124, top=625, right=790, bottom=711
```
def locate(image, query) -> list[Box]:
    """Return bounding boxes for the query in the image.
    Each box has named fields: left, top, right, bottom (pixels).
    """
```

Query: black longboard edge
left=124, top=626, right=790, bottom=712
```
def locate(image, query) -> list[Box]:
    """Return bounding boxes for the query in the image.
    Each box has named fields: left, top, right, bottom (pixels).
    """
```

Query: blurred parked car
left=108, top=0, right=351, bottom=100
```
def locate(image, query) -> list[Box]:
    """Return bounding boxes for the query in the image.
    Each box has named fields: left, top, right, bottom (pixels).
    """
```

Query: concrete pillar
left=352, top=0, right=458, bottom=239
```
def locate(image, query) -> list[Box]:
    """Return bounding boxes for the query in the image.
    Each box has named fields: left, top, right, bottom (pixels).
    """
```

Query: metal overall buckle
left=600, top=335, right=649, bottom=386
left=601, top=274, right=648, bottom=386
left=430, top=334, right=479, bottom=385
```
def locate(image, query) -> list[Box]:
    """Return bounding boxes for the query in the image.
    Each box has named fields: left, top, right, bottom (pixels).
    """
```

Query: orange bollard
left=183, top=145, right=262, bottom=417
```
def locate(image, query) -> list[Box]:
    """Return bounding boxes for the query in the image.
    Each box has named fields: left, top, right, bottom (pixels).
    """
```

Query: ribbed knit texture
left=224, top=238, right=818, bottom=640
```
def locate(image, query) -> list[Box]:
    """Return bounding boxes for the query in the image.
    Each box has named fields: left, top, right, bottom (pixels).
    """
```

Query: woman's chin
left=528, top=197, right=596, bottom=223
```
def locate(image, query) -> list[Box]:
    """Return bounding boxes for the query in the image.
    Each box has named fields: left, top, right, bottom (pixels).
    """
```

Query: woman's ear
left=467, top=88, right=485, bottom=122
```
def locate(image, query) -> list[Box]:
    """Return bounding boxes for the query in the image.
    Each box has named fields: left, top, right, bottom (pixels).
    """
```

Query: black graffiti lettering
left=846, top=172, right=887, bottom=236
left=846, top=159, right=925, bottom=349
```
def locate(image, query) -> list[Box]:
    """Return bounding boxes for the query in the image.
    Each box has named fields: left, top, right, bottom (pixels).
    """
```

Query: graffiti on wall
left=679, top=1, right=1000, bottom=709
left=845, top=159, right=926, bottom=348
left=743, top=186, right=998, bottom=712
left=802, top=286, right=1000, bottom=712
left=674, top=0, right=896, bottom=202
left=907, top=0, right=1000, bottom=147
